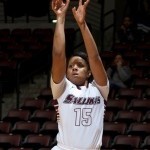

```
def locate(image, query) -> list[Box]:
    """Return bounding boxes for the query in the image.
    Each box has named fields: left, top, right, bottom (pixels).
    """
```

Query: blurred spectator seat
left=111, top=135, right=141, bottom=149
left=101, top=50, right=115, bottom=69
left=0, top=36, right=15, bottom=50
left=144, top=88, right=150, bottom=99
left=137, top=43, right=150, bottom=60
left=20, top=98, right=47, bottom=114
left=104, top=110, right=115, bottom=122
left=113, top=110, right=142, bottom=125
left=113, top=43, right=131, bottom=52
left=11, top=29, right=32, bottom=43
left=128, top=99, right=150, bottom=113
left=131, top=68, right=144, bottom=79
left=0, top=121, right=11, bottom=133
left=124, top=50, right=144, bottom=65
left=101, top=135, right=112, bottom=149
left=116, top=88, right=142, bottom=101
left=127, top=122, right=150, bottom=140
left=142, top=111, right=150, bottom=123
left=104, top=122, right=127, bottom=138
left=29, top=109, right=56, bottom=126
left=32, top=28, right=54, bottom=43
left=140, top=135, right=150, bottom=149
left=37, top=87, right=53, bottom=104
left=2, top=109, right=31, bottom=125
left=132, top=78, right=150, bottom=89
left=39, top=121, right=58, bottom=140
left=11, top=121, right=40, bottom=139
left=106, top=98, right=127, bottom=113
left=0, top=29, right=10, bottom=37
left=132, top=60, right=150, bottom=71
left=22, top=134, right=52, bottom=149
left=0, top=134, right=22, bottom=149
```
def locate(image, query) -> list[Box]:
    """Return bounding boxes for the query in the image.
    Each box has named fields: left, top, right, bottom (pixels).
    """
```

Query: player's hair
left=68, top=51, right=93, bottom=82
left=72, top=51, right=90, bottom=69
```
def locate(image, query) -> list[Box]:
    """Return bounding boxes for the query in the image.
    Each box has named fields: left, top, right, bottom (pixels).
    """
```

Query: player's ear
left=87, top=70, right=91, bottom=78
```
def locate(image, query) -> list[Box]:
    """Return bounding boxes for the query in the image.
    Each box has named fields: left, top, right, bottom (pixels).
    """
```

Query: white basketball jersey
left=51, top=78, right=108, bottom=150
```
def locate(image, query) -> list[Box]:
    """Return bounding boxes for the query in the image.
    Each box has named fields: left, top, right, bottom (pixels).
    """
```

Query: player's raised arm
left=51, top=0, right=70, bottom=84
left=72, top=0, right=108, bottom=86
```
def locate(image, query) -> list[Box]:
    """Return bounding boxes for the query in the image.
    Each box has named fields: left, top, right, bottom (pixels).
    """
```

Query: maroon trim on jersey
left=51, top=99, right=58, bottom=106
left=51, top=99, right=60, bottom=121
left=51, top=99, right=58, bottom=112
left=104, top=99, right=107, bottom=106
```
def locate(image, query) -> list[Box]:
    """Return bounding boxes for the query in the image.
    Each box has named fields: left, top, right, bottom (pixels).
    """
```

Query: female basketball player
left=51, top=0, right=109, bottom=149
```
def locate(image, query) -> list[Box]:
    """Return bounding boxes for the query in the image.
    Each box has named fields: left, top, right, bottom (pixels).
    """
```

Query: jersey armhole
left=51, top=76, right=66, bottom=99
left=93, top=79, right=109, bottom=101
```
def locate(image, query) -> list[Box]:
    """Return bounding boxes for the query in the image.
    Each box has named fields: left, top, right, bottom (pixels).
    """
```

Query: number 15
left=74, top=108, right=92, bottom=126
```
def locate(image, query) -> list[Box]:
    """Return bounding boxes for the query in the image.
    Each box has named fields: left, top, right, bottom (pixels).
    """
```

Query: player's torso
left=56, top=83, right=105, bottom=149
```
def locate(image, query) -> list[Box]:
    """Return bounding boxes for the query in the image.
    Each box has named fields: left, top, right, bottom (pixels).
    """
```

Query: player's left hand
left=52, top=0, right=70, bottom=15
left=72, top=0, right=90, bottom=25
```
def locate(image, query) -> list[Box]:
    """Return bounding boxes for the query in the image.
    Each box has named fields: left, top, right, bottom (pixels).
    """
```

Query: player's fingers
left=84, top=0, right=90, bottom=8
left=51, top=0, right=59, bottom=10
left=72, top=7, right=76, bottom=16
left=65, top=0, right=70, bottom=8
left=79, top=0, right=82, bottom=6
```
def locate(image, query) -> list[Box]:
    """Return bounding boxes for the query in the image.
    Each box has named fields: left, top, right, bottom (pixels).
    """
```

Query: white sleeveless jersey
left=51, top=78, right=109, bottom=150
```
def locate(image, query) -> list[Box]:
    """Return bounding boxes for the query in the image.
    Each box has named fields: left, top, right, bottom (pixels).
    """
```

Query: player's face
left=67, top=56, right=91, bottom=86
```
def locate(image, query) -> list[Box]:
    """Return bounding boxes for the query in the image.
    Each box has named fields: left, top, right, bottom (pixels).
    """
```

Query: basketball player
left=51, top=0, right=109, bottom=149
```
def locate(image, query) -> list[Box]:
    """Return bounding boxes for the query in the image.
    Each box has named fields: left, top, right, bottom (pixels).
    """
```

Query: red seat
left=11, top=28, right=31, bottom=42
left=11, top=121, right=40, bottom=138
left=20, top=97, right=46, bottom=113
left=106, top=98, right=127, bottom=113
left=101, top=50, right=115, bottom=68
left=142, top=111, right=150, bottom=123
left=144, top=88, right=150, bottom=99
left=104, top=110, right=115, bottom=122
left=131, top=68, right=144, bottom=79
left=128, top=99, right=150, bottom=113
left=111, top=135, right=141, bottom=149
left=114, top=110, right=142, bottom=125
left=104, top=122, right=127, bottom=137
left=0, top=29, right=10, bottom=37
left=133, top=78, right=150, bottom=89
left=37, top=87, right=53, bottom=104
left=39, top=121, right=58, bottom=139
left=32, top=28, right=53, bottom=40
left=117, top=88, right=142, bottom=100
left=2, top=109, right=31, bottom=125
left=0, top=134, right=22, bottom=149
left=113, top=43, right=131, bottom=52
left=133, top=60, right=150, bottom=71
left=124, top=50, right=144, bottom=65
left=101, top=135, right=112, bottom=149
left=127, top=122, right=150, bottom=139
left=22, top=134, right=52, bottom=149
left=0, top=121, right=11, bottom=133
left=141, top=135, right=150, bottom=149
left=29, top=109, right=57, bottom=125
